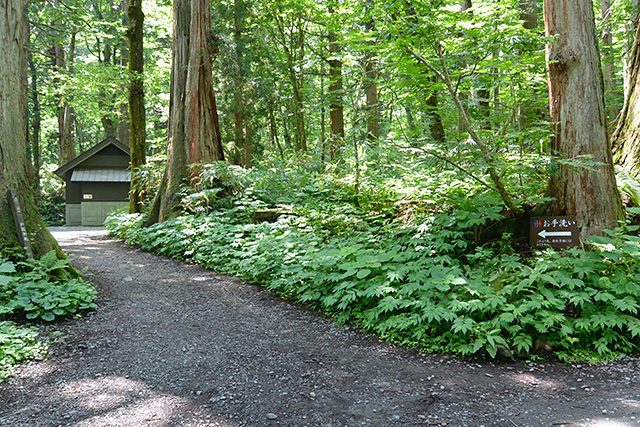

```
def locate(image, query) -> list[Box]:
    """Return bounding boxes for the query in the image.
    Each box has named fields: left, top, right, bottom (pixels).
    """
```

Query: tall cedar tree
left=543, top=0, right=623, bottom=238
left=0, top=0, right=63, bottom=258
left=128, top=0, right=146, bottom=213
left=612, top=24, right=640, bottom=176
left=146, top=0, right=224, bottom=225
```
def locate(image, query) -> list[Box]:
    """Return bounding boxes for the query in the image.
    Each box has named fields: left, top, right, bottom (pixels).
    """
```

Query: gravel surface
left=0, top=227, right=638, bottom=426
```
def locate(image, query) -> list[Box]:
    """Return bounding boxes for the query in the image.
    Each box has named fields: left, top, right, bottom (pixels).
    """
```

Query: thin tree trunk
left=118, top=0, right=131, bottom=145
left=29, top=57, right=41, bottom=192
left=363, top=0, right=379, bottom=144
left=543, top=0, right=623, bottom=239
left=425, top=83, right=445, bottom=143
left=328, top=6, right=344, bottom=160
left=602, top=0, right=618, bottom=120
left=127, top=0, right=146, bottom=213
left=232, top=0, right=252, bottom=167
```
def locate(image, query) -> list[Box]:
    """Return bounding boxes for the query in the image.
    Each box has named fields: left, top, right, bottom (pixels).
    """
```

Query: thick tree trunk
left=146, top=0, right=190, bottom=226
left=127, top=0, right=146, bottom=213
left=184, top=0, right=225, bottom=169
left=543, top=0, right=623, bottom=239
left=146, top=0, right=224, bottom=225
left=1, top=0, right=61, bottom=258
left=613, top=25, right=640, bottom=177
left=624, top=0, right=640, bottom=99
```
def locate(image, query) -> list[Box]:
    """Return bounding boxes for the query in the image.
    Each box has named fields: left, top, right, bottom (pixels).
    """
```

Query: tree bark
left=425, top=82, right=445, bottom=143
left=517, top=0, right=543, bottom=130
left=543, top=0, right=623, bottom=239
left=118, top=0, right=131, bottom=146
left=363, top=0, right=379, bottom=144
left=29, top=56, right=41, bottom=192
left=1, top=0, right=62, bottom=258
left=185, top=0, right=225, bottom=170
left=146, top=0, right=190, bottom=226
left=53, top=32, right=75, bottom=164
left=328, top=5, right=344, bottom=160
left=601, top=0, right=618, bottom=120
left=613, top=24, right=640, bottom=177
left=232, top=0, right=252, bottom=167
left=127, top=0, right=146, bottom=214
left=146, top=0, right=225, bottom=226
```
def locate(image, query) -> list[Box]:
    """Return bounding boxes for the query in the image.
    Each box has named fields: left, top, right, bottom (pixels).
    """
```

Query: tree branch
left=406, top=45, right=522, bottom=216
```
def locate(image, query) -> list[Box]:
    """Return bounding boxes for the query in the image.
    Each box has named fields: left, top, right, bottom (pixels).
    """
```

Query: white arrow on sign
left=538, top=230, right=572, bottom=238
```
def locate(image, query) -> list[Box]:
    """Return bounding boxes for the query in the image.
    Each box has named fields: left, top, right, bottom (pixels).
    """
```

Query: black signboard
left=530, top=215, right=579, bottom=249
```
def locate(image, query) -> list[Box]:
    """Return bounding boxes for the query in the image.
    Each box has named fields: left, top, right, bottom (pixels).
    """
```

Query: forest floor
left=0, top=228, right=638, bottom=426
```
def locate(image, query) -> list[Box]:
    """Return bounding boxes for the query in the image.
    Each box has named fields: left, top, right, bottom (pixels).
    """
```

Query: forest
left=2, top=0, right=640, bottom=375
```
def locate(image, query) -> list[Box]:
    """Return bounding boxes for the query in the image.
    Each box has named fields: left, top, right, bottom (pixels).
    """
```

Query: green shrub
left=0, top=252, right=97, bottom=322
left=0, top=321, right=46, bottom=380
left=106, top=191, right=640, bottom=362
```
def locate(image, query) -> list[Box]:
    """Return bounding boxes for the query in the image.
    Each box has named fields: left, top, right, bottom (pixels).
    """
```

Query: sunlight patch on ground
left=587, top=419, right=637, bottom=427
left=17, top=360, right=60, bottom=381
left=620, top=399, right=640, bottom=409
left=56, top=376, right=146, bottom=410
left=76, top=395, right=186, bottom=426
left=509, top=372, right=562, bottom=390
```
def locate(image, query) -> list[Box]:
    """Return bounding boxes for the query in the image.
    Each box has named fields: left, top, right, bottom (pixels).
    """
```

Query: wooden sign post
left=8, top=189, right=34, bottom=259
left=530, top=215, right=579, bottom=249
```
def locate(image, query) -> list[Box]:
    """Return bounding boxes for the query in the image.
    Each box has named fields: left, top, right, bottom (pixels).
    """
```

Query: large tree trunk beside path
left=0, top=0, right=62, bottom=259
left=543, top=0, right=623, bottom=239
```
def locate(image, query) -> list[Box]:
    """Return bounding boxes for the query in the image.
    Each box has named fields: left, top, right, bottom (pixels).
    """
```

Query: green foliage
left=0, top=252, right=97, bottom=322
left=0, top=252, right=95, bottom=381
left=38, top=166, right=66, bottom=226
left=106, top=162, right=640, bottom=362
left=0, top=321, right=47, bottom=381
left=616, top=165, right=640, bottom=206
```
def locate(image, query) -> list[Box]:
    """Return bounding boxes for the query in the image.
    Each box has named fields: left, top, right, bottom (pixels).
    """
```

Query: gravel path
left=0, top=227, right=639, bottom=426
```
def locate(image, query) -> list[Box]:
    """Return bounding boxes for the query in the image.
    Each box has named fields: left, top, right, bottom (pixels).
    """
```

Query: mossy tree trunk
left=543, top=0, right=623, bottom=239
left=1, top=0, right=62, bottom=259
left=127, top=0, right=146, bottom=214
left=612, top=25, right=640, bottom=177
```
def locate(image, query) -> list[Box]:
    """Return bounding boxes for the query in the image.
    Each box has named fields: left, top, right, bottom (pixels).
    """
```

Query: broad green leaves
left=107, top=189, right=640, bottom=362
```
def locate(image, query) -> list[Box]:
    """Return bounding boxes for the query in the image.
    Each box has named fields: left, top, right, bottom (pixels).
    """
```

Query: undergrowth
left=106, top=159, right=640, bottom=362
left=0, top=252, right=97, bottom=380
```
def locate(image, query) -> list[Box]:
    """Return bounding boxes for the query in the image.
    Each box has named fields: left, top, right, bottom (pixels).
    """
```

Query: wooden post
left=8, top=189, right=34, bottom=259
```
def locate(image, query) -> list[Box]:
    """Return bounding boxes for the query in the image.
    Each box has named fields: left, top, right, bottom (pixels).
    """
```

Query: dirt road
left=0, top=227, right=638, bottom=426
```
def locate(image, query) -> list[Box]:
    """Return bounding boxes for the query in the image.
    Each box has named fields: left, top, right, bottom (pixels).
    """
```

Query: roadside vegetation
left=107, top=157, right=640, bottom=362
left=0, top=253, right=96, bottom=380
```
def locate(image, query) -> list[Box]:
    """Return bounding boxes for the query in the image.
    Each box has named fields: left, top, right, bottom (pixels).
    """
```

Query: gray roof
left=55, top=136, right=130, bottom=179
left=71, top=169, right=131, bottom=183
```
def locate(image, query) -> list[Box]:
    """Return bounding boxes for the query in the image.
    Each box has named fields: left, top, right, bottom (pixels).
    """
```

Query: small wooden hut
left=55, top=136, right=130, bottom=226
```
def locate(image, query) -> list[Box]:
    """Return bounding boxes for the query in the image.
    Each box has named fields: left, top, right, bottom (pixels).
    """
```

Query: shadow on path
left=0, top=228, right=637, bottom=426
